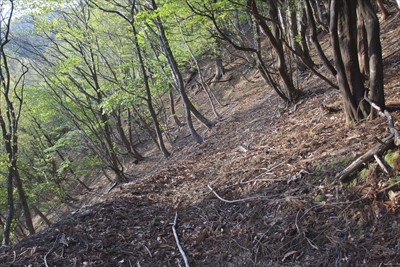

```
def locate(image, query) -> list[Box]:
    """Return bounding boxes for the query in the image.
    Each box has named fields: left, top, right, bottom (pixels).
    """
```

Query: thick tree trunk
left=357, top=7, right=369, bottom=77
left=359, top=0, right=385, bottom=110
left=330, top=0, right=362, bottom=122
left=337, top=0, right=365, bottom=108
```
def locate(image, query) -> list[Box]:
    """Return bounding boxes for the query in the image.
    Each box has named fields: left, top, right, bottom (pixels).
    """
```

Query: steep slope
left=1, top=13, right=400, bottom=267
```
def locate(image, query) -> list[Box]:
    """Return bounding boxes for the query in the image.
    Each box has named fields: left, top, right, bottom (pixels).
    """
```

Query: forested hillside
left=0, top=0, right=400, bottom=266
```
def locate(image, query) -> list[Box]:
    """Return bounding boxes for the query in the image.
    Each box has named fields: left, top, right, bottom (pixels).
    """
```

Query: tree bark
left=305, top=0, right=337, bottom=77
left=298, top=8, right=314, bottom=68
left=357, top=7, right=369, bottom=77
left=376, top=0, right=390, bottom=19
left=32, top=206, right=52, bottom=227
left=169, top=90, right=183, bottom=128
left=248, top=0, right=300, bottom=102
left=116, top=110, right=144, bottom=161
left=330, top=0, right=372, bottom=122
left=130, top=21, right=171, bottom=158
left=359, top=0, right=385, bottom=110
left=330, top=0, right=361, bottom=122
left=151, top=0, right=206, bottom=143
left=213, top=39, right=225, bottom=81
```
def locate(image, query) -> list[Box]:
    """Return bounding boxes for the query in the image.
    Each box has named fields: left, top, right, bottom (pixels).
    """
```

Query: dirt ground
left=1, top=12, right=400, bottom=267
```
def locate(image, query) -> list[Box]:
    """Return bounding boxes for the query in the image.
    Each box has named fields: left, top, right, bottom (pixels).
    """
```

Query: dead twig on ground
left=208, top=184, right=281, bottom=203
left=172, top=212, right=190, bottom=267
left=295, top=211, right=319, bottom=250
left=240, top=160, right=288, bottom=184
left=44, top=233, right=60, bottom=267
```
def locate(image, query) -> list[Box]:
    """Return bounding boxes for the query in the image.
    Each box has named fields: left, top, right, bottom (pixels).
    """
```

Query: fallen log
left=337, top=93, right=400, bottom=183
left=337, top=138, right=395, bottom=183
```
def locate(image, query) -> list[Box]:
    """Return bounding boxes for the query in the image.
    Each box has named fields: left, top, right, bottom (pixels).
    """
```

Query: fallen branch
left=44, top=233, right=60, bottom=267
left=240, top=160, right=288, bottom=184
left=208, top=184, right=280, bottom=203
left=295, top=211, right=319, bottom=250
left=337, top=93, right=400, bottom=182
left=363, top=93, right=400, bottom=145
left=337, top=138, right=395, bottom=183
left=374, top=154, right=393, bottom=174
left=172, top=212, right=190, bottom=267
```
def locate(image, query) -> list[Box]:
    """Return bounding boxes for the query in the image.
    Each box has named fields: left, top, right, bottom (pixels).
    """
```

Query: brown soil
left=1, top=12, right=400, bottom=267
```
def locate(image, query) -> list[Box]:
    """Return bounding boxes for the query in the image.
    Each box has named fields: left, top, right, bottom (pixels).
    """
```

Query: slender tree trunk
left=14, top=169, right=35, bottom=235
left=173, top=12, right=221, bottom=119
left=376, top=0, right=390, bottom=19
left=151, top=1, right=206, bottom=143
left=248, top=0, right=300, bottom=102
left=32, top=206, right=52, bottom=227
left=288, top=8, right=306, bottom=71
left=311, top=0, right=329, bottom=31
left=127, top=109, right=141, bottom=145
left=213, top=39, right=225, bottom=81
left=34, top=120, right=93, bottom=192
left=100, top=106, right=129, bottom=183
left=131, top=105, right=158, bottom=146
left=116, top=110, right=144, bottom=161
left=298, top=8, right=314, bottom=67
left=305, top=0, right=337, bottom=77
left=2, top=170, right=14, bottom=247
left=169, top=90, right=183, bottom=128
left=130, top=21, right=171, bottom=158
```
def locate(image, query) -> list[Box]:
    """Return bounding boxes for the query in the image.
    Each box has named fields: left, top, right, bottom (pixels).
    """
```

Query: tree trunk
left=213, top=39, right=225, bottom=81
left=298, top=8, right=314, bottom=68
left=130, top=21, right=171, bottom=158
left=376, top=0, right=390, bottom=19
left=116, top=110, right=144, bottom=161
left=173, top=12, right=221, bottom=119
left=359, top=0, right=385, bottom=110
left=151, top=1, right=206, bottom=143
left=357, top=7, right=369, bottom=77
left=311, top=0, right=329, bottom=30
left=32, top=206, right=52, bottom=227
left=248, top=0, right=300, bottom=102
left=288, top=7, right=307, bottom=71
left=305, top=0, right=337, bottom=77
left=2, top=170, right=14, bottom=247
left=14, top=169, right=35, bottom=235
left=330, top=0, right=363, bottom=122
left=338, top=0, right=365, bottom=107
left=169, top=90, right=183, bottom=128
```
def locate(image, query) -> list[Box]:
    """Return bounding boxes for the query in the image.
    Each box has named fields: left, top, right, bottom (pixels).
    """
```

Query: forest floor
left=1, top=12, right=400, bottom=267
